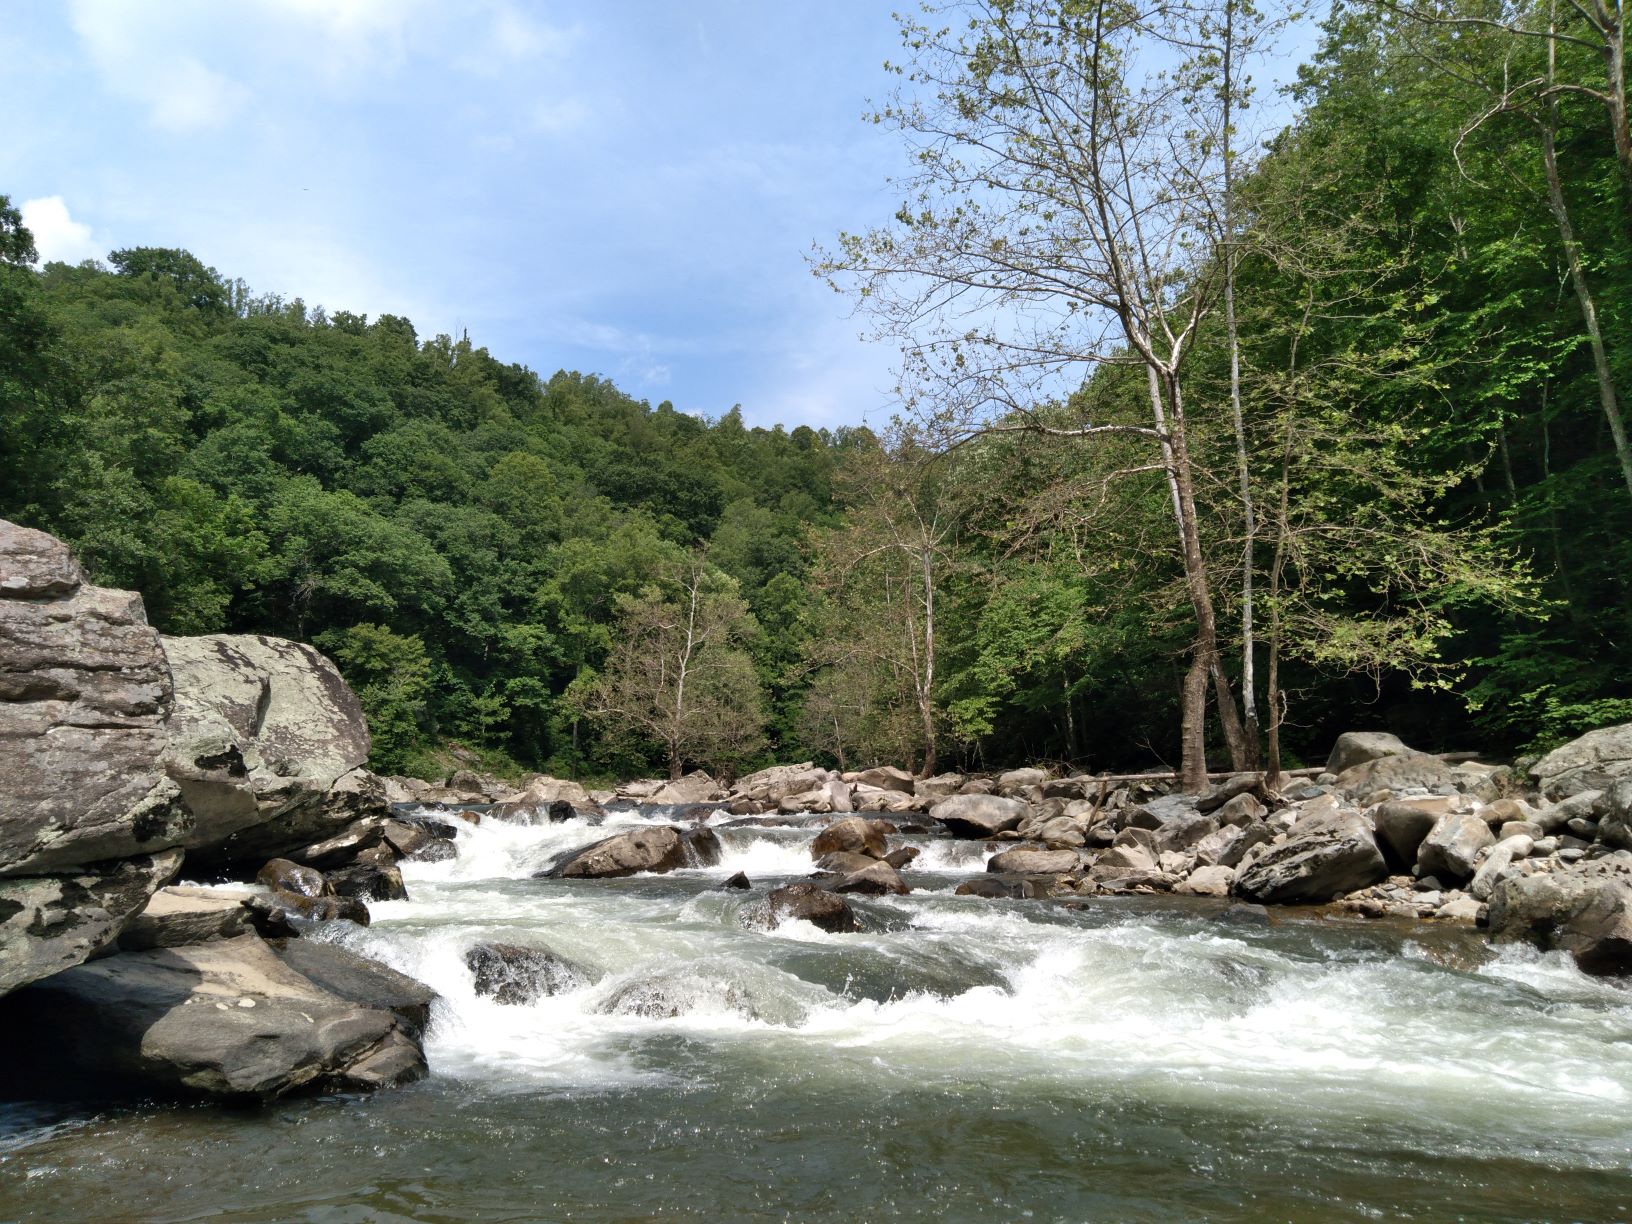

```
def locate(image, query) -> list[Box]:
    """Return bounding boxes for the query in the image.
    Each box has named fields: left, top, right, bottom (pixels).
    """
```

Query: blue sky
left=1, top=2, right=1316, bottom=432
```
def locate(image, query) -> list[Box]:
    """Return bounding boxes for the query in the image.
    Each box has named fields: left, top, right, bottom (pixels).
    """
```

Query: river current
left=4, top=806, right=1632, bottom=1221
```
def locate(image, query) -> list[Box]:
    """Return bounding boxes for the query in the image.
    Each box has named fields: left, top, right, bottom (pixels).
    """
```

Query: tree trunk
left=1180, top=657, right=1209, bottom=793
left=1543, top=14, right=1632, bottom=499
left=668, top=745, right=683, bottom=781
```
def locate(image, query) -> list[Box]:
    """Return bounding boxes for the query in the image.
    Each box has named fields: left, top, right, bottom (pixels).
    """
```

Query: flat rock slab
left=542, top=826, right=722, bottom=879
left=930, top=795, right=1028, bottom=839
left=2, top=933, right=426, bottom=1101
left=119, top=884, right=253, bottom=950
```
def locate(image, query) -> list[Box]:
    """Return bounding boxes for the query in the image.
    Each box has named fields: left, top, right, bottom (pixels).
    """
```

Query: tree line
left=1, top=1, right=1627, bottom=785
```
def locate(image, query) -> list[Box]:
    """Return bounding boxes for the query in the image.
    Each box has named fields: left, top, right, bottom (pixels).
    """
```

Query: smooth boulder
left=1234, top=810, right=1387, bottom=904
left=1531, top=722, right=1632, bottom=801
left=0, top=934, right=426, bottom=1100
left=809, top=816, right=889, bottom=861
left=759, top=883, right=859, bottom=933
left=1415, top=812, right=1494, bottom=883
left=1326, top=731, right=1410, bottom=776
left=542, top=825, right=722, bottom=880
left=930, top=795, right=1029, bottom=839
left=1487, top=872, right=1632, bottom=976
left=986, top=847, right=1081, bottom=875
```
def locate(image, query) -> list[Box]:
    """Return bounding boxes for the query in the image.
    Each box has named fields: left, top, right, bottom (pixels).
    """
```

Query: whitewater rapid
left=316, top=807, right=1632, bottom=1168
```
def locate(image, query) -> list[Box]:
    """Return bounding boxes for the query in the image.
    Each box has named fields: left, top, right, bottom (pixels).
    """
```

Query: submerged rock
left=540, top=825, right=722, bottom=879
left=757, top=882, right=859, bottom=933
left=0, top=933, right=426, bottom=1101
left=465, top=941, right=590, bottom=1005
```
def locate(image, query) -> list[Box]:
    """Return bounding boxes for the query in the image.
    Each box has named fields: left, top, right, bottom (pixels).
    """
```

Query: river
left=4, top=806, right=1632, bottom=1221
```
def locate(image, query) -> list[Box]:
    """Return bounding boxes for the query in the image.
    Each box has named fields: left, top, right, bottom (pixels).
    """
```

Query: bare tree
left=820, top=0, right=1260, bottom=789
left=581, top=555, right=766, bottom=780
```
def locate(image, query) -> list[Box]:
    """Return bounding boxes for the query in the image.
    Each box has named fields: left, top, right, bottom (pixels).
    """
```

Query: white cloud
left=66, top=0, right=249, bottom=131
left=19, top=196, right=101, bottom=265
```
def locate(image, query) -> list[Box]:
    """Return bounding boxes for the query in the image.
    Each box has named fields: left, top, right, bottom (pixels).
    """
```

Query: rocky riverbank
left=6, top=515, right=1632, bottom=1112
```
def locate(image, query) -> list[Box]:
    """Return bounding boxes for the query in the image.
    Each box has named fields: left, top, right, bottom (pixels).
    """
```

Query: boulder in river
left=986, top=847, right=1081, bottom=875
left=0, top=933, right=427, bottom=1100
left=828, top=860, right=910, bottom=896
left=0, top=850, right=183, bottom=995
left=1234, top=810, right=1387, bottom=904
left=929, top=794, right=1028, bottom=839
left=326, top=858, right=407, bottom=903
left=759, top=882, right=859, bottom=933
left=268, top=937, right=436, bottom=1038
left=809, top=816, right=889, bottom=861
left=257, top=857, right=329, bottom=898
left=1487, top=871, right=1632, bottom=976
left=465, top=941, right=591, bottom=1004
left=541, top=825, right=722, bottom=880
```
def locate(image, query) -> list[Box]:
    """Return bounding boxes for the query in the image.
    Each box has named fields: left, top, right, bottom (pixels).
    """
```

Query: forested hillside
left=2, top=1, right=1629, bottom=783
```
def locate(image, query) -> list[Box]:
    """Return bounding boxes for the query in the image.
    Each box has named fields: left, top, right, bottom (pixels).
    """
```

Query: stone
left=1332, top=752, right=1455, bottom=800
left=257, top=858, right=329, bottom=899
left=1470, top=835, right=1534, bottom=901
left=997, top=767, right=1048, bottom=792
left=731, top=763, right=828, bottom=803
left=1435, top=895, right=1482, bottom=923
left=929, top=794, right=1029, bottom=839
left=913, top=773, right=964, bottom=800
left=502, top=774, right=596, bottom=811
left=1596, top=779, right=1632, bottom=850
left=1234, top=810, right=1387, bottom=904
left=269, top=938, right=436, bottom=1038
left=1192, top=821, right=1275, bottom=869
left=1036, top=816, right=1087, bottom=849
left=1127, top=794, right=1201, bottom=829
left=0, top=850, right=183, bottom=996
left=809, top=816, right=888, bottom=861
left=986, top=847, right=1080, bottom=875
left=540, top=825, right=722, bottom=879
left=883, top=846, right=920, bottom=870
left=1531, top=722, right=1632, bottom=801
left=955, top=876, right=1037, bottom=900
left=759, top=883, right=859, bottom=933
left=1487, top=872, right=1632, bottom=975
left=1156, top=812, right=1221, bottom=853
left=1215, top=792, right=1267, bottom=825
left=824, top=779, right=854, bottom=813
left=119, top=884, right=253, bottom=950
left=1326, top=731, right=1411, bottom=775
left=829, top=861, right=910, bottom=896
left=849, top=766, right=915, bottom=794
left=284, top=819, right=387, bottom=872
left=647, top=771, right=721, bottom=806
left=257, top=890, right=370, bottom=927
left=1416, top=812, right=1496, bottom=882
left=1176, top=864, right=1235, bottom=897
left=464, top=942, right=590, bottom=1005
left=0, top=521, right=191, bottom=874
left=0, top=934, right=426, bottom=1100
left=1371, top=801, right=1441, bottom=870
left=722, top=871, right=751, bottom=890
left=1039, top=776, right=1092, bottom=800
left=1098, top=841, right=1158, bottom=872
left=815, top=850, right=881, bottom=875
left=326, top=859, right=407, bottom=903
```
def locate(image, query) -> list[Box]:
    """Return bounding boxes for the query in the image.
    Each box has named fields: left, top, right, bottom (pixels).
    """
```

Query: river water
left=5, top=807, right=1632, bottom=1221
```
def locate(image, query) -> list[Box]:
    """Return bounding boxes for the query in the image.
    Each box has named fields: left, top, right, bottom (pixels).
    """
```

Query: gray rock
left=1176, top=864, right=1235, bottom=897
left=1415, top=812, right=1495, bottom=882
left=1192, top=821, right=1275, bottom=869
left=1595, top=779, right=1632, bottom=850
left=955, top=875, right=1049, bottom=900
left=1333, top=752, right=1455, bottom=800
left=929, top=794, right=1029, bottom=839
left=119, top=884, right=253, bottom=950
left=731, top=763, right=827, bottom=803
left=1371, top=801, right=1440, bottom=869
left=829, top=860, right=911, bottom=896
left=1156, top=811, right=1221, bottom=853
left=541, top=825, right=722, bottom=879
left=1326, top=731, right=1410, bottom=775
left=0, top=850, right=183, bottom=995
left=849, top=766, right=915, bottom=794
left=997, top=767, right=1049, bottom=792
left=648, top=771, right=722, bottom=806
left=1234, top=810, right=1387, bottom=904
left=1470, top=835, right=1534, bottom=901
left=0, top=520, right=191, bottom=875
left=913, top=773, right=965, bottom=800
left=986, top=847, right=1081, bottom=875
left=1531, top=723, right=1632, bottom=801
left=1487, top=872, right=1632, bottom=975
left=269, top=938, right=436, bottom=1037
left=0, top=934, right=426, bottom=1100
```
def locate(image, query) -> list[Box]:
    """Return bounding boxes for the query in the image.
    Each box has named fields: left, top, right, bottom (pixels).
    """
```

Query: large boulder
left=930, top=794, right=1029, bottom=839
left=495, top=774, right=596, bottom=816
left=1487, top=872, right=1632, bottom=975
left=162, top=634, right=385, bottom=872
left=0, top=850, right=183, bottom=995
left=647, top=771, right=722, bottom=806
left=1415, top=812, right=1494, bottom=883
left=1326, top=731, right=1410, bottom=776
left=119, top=884, right=253, bottom=950
left=1531, top=723, right=1632, bottom=801
left=0, top=934, right=427, bottom=1100
left=809, top=816, right=889, bottom=861
left=828, top=860, right=910, bottom=896
left=267, top=937, right=436, bottom=1038
left=1371, top=801, right=1441, bottom=870
left=849, top=766, right=915, bottom=794
left=0, top=520, right=191, bottom=875
left=986, top=847, right=1081, bottom=875
left=1234, top=810, right=1387, bottom=904
left=731, top=763, right=829, bottom=803
left=1333, top=752, right=1455, bottom=799
left=541, top=825, right=722, bottom=880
